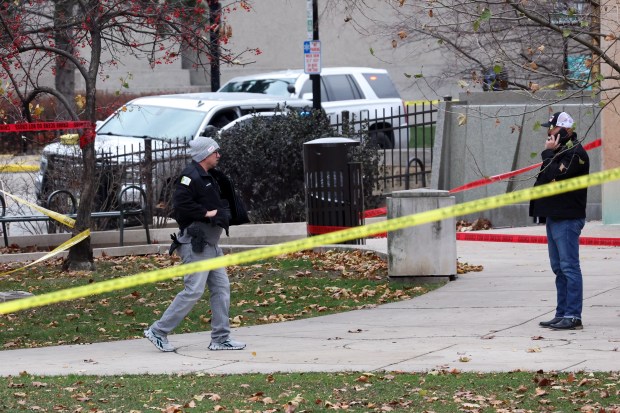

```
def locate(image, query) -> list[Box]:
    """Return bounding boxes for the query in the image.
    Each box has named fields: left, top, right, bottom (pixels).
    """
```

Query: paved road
left=0, top=222, right=618, bottom=376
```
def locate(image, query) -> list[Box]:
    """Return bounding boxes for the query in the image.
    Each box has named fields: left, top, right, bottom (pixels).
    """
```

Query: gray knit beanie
left=189, top=136, right=220, bottom=162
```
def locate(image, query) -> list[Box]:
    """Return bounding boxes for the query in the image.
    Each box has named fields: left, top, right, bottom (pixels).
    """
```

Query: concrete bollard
left=387, top=189, right=456, bottom=282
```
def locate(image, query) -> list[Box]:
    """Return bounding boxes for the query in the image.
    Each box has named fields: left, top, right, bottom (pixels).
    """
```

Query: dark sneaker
left=539, top=317, right=564, bottom=328
left=208, top=338, right=246, bottom=351
left=144, top=328, right=175, bottom=352
left=550, top=318, right=583, bottom=330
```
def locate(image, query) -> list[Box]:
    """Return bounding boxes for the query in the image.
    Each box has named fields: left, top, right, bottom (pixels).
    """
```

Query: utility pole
left=310, top=0, right=321, bottom=110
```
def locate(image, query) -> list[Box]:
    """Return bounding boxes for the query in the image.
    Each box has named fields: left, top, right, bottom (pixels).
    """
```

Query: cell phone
left=557, top=128, right=570, bottom=144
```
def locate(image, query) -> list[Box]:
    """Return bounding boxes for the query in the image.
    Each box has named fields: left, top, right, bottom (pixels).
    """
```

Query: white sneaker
left=144, top=328, right=175, bottom=352
left=208, top=338, right=246, bottom=351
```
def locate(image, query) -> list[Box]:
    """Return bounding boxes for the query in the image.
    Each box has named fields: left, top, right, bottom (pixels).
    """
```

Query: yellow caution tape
left=0, top=165, right=39, bottom=173
left=60, top=133, right=79, bottom=145
left=405, top=99, right=459, bottom=106
left=405, top=99, right=440, bottom=106
left=0, top=188, right=84, bottom=276
left=0, top=229, right=90, bottom=277
left=0, top=189, right=75, bottom=228
left=1, top=167, right=619, bottom=315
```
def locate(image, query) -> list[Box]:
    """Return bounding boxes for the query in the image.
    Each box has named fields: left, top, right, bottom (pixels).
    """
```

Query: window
left=323, top=75, right=363, bottom=101
left=300, top=75, right=362, bottom=102
left=362, top=73, right=401, bottom=98
left=299, top=79, right=327, bottom=100
left=98, top=105, right=206, bottom=142
left=219, top=79, right=294, bottom=97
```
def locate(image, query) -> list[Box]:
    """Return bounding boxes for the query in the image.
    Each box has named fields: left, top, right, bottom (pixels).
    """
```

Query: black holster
left=186, top=225, right=208, bottom=253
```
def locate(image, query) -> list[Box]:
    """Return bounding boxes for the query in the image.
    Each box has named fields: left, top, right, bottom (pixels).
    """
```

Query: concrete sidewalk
left=0, top=222, right=619, bottom=376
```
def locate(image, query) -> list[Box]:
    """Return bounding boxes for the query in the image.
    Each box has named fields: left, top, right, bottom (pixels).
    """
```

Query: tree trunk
left=62, top=11, right=101, bottom=271
left=54, top=0, right=76, bottom=118
left=62, top=143, right=96, bottom=271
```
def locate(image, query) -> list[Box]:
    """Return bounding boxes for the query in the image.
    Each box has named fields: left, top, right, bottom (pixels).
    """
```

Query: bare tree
left=331, top=0, right=613, bottom=96
left=0, top=0, right=258, bottom=270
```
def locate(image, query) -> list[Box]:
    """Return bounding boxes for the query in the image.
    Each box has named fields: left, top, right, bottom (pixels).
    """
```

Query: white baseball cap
left=542, top=111, right=574, bottom=128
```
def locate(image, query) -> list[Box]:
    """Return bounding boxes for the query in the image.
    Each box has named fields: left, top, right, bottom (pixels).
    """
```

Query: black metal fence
left=38, top=139, right=190, bottom=229
left=329, top=101, right=438, bottom=193
left=37, top=102, right=438, bottom=227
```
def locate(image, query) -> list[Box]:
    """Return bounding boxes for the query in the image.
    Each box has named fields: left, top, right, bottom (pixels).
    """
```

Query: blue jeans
left=546, top=217, right=585, bottom=320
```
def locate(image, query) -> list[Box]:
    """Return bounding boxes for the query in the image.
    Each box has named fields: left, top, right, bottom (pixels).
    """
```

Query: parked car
left=219, top=67, right=408, bottom=149
left=34, top=92, right=311, bottom=227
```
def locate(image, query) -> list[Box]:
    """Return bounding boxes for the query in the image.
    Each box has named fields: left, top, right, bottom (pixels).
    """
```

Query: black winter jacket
left=173, top=161, right=249, bottom=231
left=529, top=134, right=590, bottom=220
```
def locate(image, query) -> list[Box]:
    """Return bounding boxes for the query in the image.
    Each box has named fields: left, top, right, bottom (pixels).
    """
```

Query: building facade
left=67, top=1, right=461, bottom=101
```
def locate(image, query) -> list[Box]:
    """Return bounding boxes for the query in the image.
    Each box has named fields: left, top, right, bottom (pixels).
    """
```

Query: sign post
left=306, top=0, right=313, bottom=39
left=305, top=0, right=321, bottom=110
left=304, top=40, right=321, bottom=75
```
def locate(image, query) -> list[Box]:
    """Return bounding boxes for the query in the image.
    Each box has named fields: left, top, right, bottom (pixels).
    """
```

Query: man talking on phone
left=530, top=111, right=590, bottom=330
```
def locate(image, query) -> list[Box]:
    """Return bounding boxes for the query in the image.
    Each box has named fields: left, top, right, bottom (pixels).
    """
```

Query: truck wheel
left=369, top=131, right=393, bottom=149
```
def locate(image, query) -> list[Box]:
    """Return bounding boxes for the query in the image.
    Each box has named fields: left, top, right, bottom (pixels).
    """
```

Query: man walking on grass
left=144, top=135, right=247, bottom=351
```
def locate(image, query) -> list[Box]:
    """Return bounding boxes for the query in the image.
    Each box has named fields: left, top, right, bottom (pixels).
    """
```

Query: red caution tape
left=310, top=225, right=620, bottom=245
left=449, top=138, right=602, bottom=194
left=0, top=121, right=94, bottom=133
left=360, top=139, right=602, bottom=218
left=364, top=207, right=387, bottom=218
left=307, top=224, right=352, bottom=235
left=79, top=127, right=96, bottom=149
left=308, top=224, right=387, bottom=238
left=456, top=231, right=620, bottom=246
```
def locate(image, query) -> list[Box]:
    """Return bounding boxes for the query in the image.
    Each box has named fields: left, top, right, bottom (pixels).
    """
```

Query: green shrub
left=218, top=110, right=382, bottom=223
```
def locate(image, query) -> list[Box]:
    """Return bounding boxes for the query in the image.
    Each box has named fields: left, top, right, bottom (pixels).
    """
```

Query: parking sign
left=304, top=40, right=321, bottom=74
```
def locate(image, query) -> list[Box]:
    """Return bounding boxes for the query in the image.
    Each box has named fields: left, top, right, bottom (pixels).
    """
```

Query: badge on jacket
left=180, top=176, right=191, bottom=186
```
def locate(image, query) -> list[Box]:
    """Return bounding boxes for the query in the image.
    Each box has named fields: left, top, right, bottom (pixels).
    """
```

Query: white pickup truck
left=34, top=92, right=311, bottom=217
left=219, top=67, right=408, bottom=149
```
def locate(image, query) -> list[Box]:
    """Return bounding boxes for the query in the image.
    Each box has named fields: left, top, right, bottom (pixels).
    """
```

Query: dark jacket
left=529, top=134, right=590, bottom=220
left=173, top=161, right=249, bottom=232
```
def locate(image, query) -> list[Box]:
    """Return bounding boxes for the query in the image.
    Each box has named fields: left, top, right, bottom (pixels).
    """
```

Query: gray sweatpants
left=150, top=242, right=231, bottom=343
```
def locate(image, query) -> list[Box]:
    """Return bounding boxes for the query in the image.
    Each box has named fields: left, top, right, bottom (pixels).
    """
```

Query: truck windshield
left=97, top=104, right=206, bottom=142
left=219, top=78, right=293, bottom=97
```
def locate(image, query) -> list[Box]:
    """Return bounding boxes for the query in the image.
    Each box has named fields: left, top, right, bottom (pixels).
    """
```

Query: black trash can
left=303, top=137, right=364, bottom=244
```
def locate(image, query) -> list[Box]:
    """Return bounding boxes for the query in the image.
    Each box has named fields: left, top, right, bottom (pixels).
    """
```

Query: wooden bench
left=0, top=185, right=151, bottom=247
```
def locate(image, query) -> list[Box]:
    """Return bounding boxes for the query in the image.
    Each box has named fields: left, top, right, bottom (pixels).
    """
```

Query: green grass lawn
left=0, top=370, right=617, bottom=412
left=0, top=250, right=439, bottom=350
left=1, top=251, right=617, bottom=412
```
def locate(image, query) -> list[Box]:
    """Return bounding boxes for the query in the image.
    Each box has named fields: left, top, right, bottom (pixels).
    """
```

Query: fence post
left=143, top=138, right=154, bottom=225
